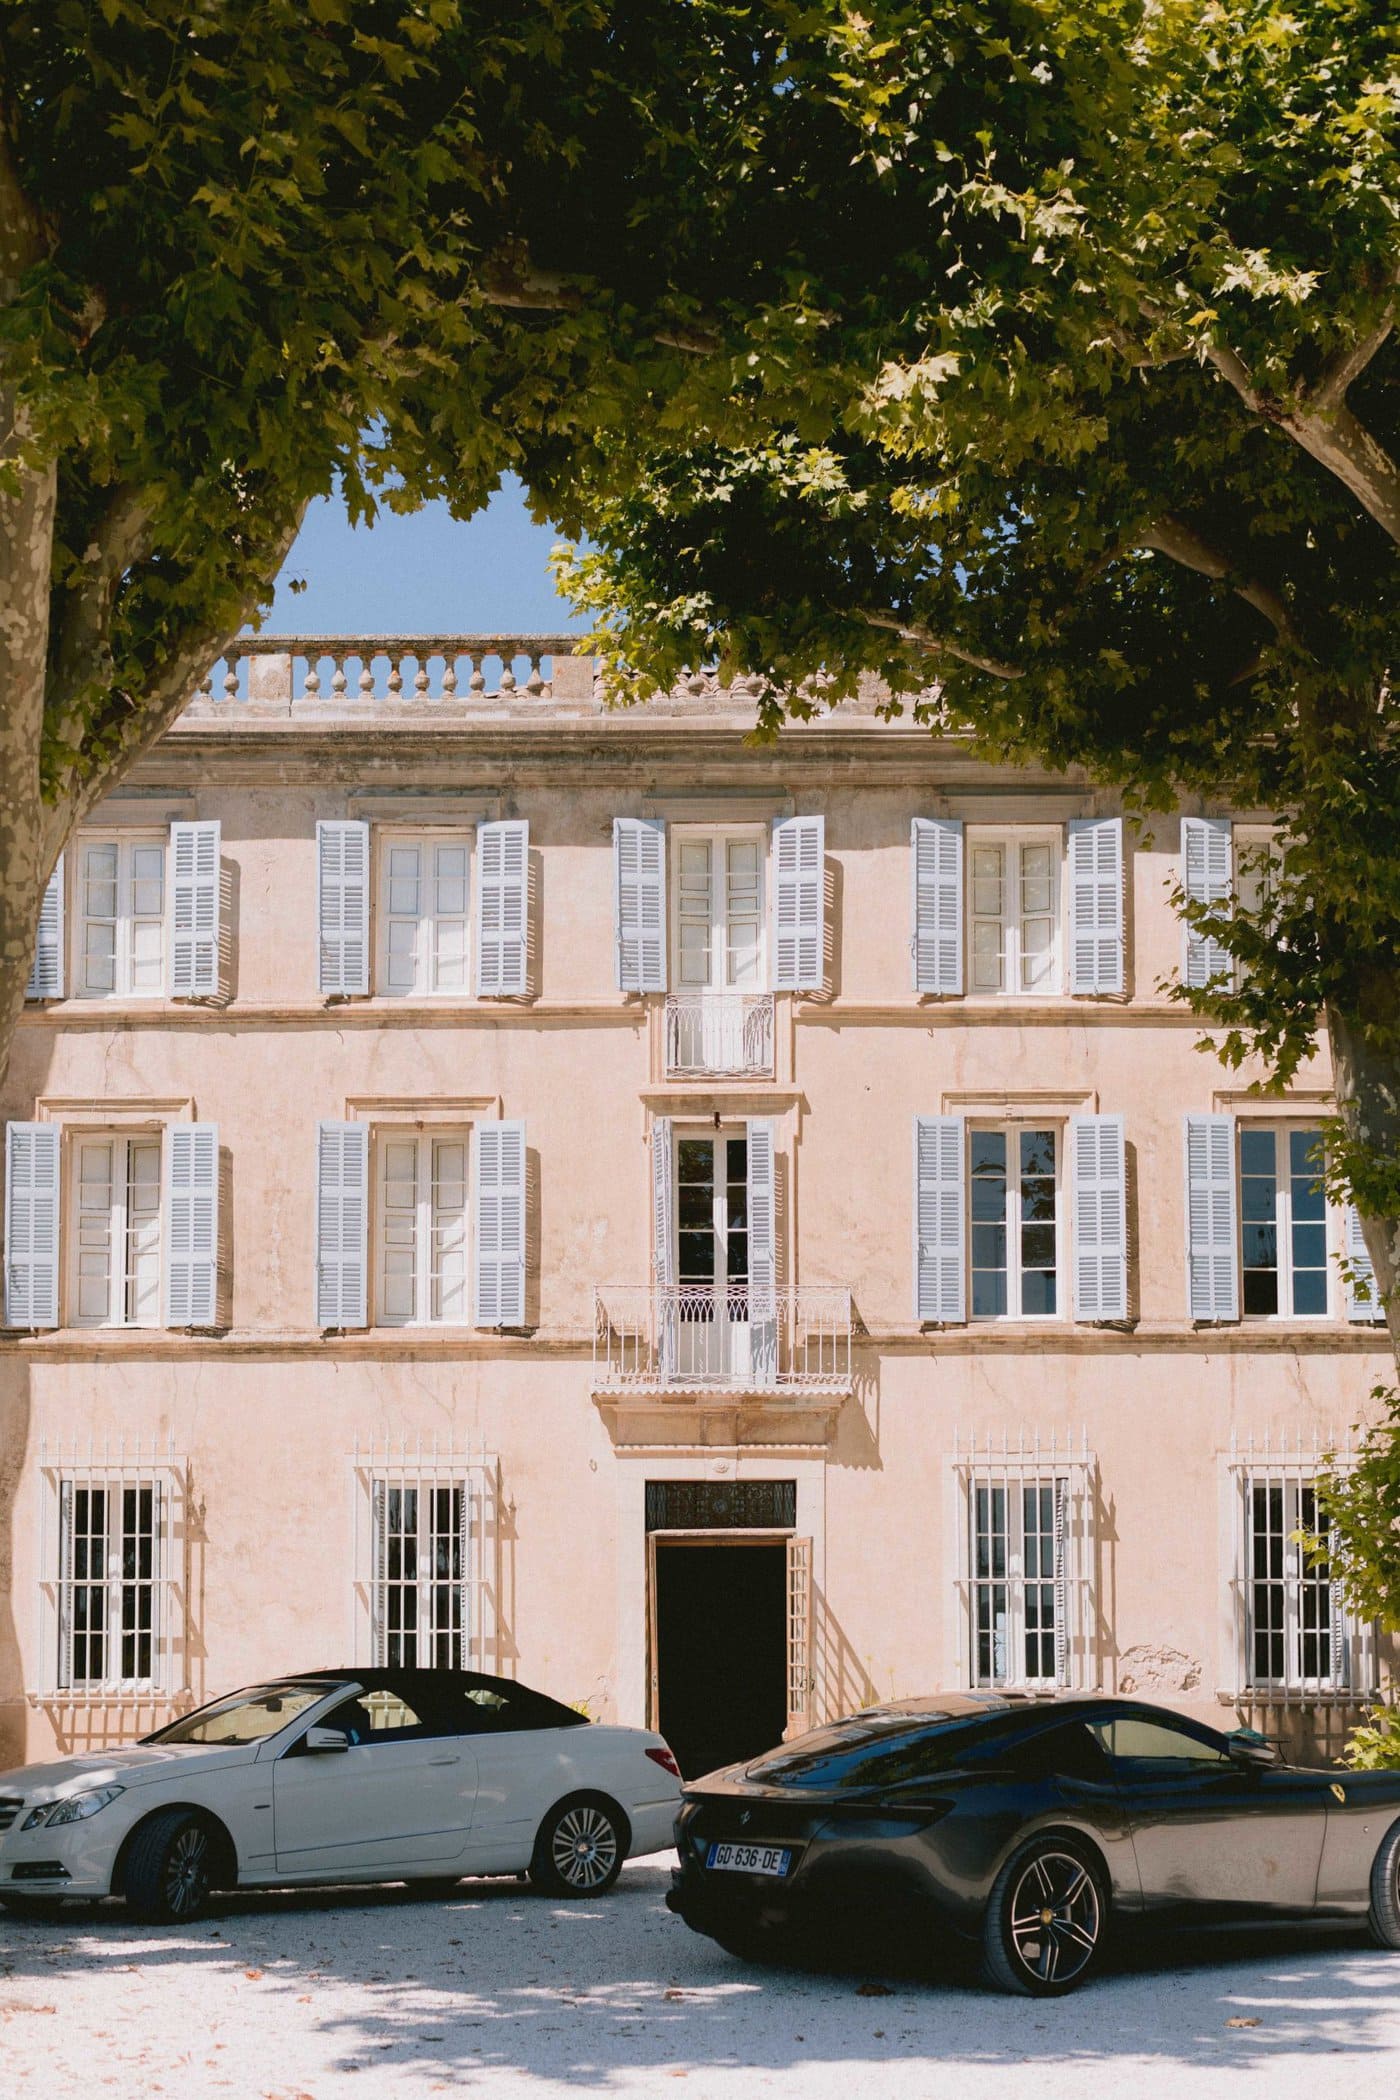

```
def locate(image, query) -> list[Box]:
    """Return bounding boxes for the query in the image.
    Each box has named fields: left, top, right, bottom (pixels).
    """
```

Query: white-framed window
left=375, top=1130, right=470, bottom=1326
left=76, top=835, right=166, bottom=997
left=1233, top=826, right=1284, bottom=937
left=71, top=1133, right=164, bottom=1327
left=671, top=827, right=766, bottom=991
left=352, top=1438, right=498, bottom=1671
left=969, top=1124, right=1062, bottom=1319
left=37, top=1442, right=184, bottom=1697
left=1239, top=1124, right=1330, bottom=1319
left=954, top=1437, right=1095, bottom=1691
left=1230, top=1453, right=1375, bottom=1699
left=967, top=831, right=1061, bottom=995
left=376, top=832, right=471, bottom=996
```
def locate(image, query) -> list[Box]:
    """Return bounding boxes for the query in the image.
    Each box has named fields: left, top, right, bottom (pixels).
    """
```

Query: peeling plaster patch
left=1119, top=1643, right=1202, bottom=1694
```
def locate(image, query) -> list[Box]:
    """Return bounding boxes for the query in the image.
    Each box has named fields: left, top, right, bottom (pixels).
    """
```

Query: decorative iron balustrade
left=189, top=635, right=586, bottom=712
left=664, top=991, right=775, bottom=1078
left=592, top=1284, right=852, bottom=1396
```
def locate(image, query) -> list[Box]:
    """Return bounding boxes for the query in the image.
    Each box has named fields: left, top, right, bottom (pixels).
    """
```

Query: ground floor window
left=954, top=1438, right=1095, bottom=1691
left=352, top=1439, right=499, bottom=1672
left=37, top=1444, right=183, bottom=1696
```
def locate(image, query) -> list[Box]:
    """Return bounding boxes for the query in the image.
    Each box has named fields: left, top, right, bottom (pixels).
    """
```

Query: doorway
left=653, top=1539, right=787, bottom=1780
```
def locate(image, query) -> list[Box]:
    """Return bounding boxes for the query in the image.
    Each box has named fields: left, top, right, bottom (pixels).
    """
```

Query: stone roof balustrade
left=180, top=637, right=912, bottom=725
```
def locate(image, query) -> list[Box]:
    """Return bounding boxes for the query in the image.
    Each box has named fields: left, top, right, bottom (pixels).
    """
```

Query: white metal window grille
left=1239, top=1125, right=1329, bottom=1318
left=376, top=1131, right=470, bottom=1325
left=352, top=1437, right=499, bottom=1673
left=970, top=1125, right=1060, bottom=1318
left=1229, top=1435, right=1375, bottom=1701
left=76, top=836, right=166, bottom=997
left=953, top=1433, right=1096, bottom=1691
left=37, top=1438, right=184, bottom=1698
left=968, top=834, right=1060, bottom=994
left=378, top=833, right=471, bottom=996
left=26, top=856, right=64, bottom=1000
left=72, top=1133, right=163, bottom=1327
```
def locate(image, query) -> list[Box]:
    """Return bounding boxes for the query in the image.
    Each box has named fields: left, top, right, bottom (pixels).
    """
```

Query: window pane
left=970, top=1132, right=1008, bottom=1318
left=725, top=839, right=763, bottom=988
left=386, top=845, right=421, bottom=918
left=430, top=1140, right=469, bottom=1322
left=379, top=1139, right=419, bottom=1323
left=676, top=840, right=714, bottom=988
left=1240, top=1130, right=1279, bottom=1314
left=125, top=1138, right=163, bottom=1325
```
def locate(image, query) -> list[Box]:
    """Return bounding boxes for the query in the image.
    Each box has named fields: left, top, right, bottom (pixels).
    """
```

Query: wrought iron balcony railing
left=664, top=991, right=775, bottom=1079
left=592, top=1285, right=852, bottom=1397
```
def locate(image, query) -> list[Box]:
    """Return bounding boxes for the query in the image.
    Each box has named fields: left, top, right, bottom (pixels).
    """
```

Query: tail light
left=647, top=1744, right=682, bottom=1780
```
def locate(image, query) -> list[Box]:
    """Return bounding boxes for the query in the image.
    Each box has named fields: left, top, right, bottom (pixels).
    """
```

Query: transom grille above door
left=644, top=1479, right=796, bottom=1532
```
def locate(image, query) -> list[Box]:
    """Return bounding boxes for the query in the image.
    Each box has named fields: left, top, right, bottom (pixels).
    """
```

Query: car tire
left=529, top=1793, right=627, bottom=1898
left=1367, top=1820, right=1400, bottom=1950
left=981, top=1834, right=1107, bottom=1997
left=123, top=1809, right=218, bottom=1925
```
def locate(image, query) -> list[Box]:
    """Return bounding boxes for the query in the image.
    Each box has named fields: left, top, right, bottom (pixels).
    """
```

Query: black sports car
left=667, top=1691, right=1400, bottom=1994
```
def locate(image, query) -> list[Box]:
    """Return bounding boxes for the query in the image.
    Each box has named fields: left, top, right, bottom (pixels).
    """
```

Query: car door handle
left=428, top=1754, right=461, bottom=1767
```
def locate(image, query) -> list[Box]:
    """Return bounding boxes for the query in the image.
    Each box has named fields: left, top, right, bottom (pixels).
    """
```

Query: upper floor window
left=378, top=834, right=472, bottom=996
left=315, top=1118, right=525, bottom=1331
left=673, top=829, right=766, bottom=991
left=376, top=1130, right=470, bottom=1325
left=317, top=819, right=526, bottom=999
left=968, top=835, right=1060, bottom=995
left=911, top=816, right=1122, bottom=998
left=31, top=823, right=222, bottom=1004
left=3, top=1121, right=219, bottom=1332
left=77, top=836, right=166, bottom=997
left=1185, top=1115, right=1337, bottom=1323
left=916, top=1113, right=1126, bottom=1327
left=1181, top=817, right=1284, bottom=990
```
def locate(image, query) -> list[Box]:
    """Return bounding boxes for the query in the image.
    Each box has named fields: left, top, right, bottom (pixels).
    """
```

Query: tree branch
left=46, top=482, right=155, bottom=729
left=1136, top=513, right=1304, bottom=647
left=1312, top=308, right=1394, bottom=412
left=861, top=609, right=1024, bottom=680
left=475, top=248, right=722, bottom=354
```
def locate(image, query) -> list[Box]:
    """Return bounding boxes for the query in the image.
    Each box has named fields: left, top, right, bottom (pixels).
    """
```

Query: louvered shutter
left=317, top=821, right=370, bottom=994
left=1071, top=1115, right=1127, bottom=1321
left=4, top=1121, right=60, bottom=1328
left=315, top=1120, right=368, bottom=1327
left=26, top=856, right=64, bottom=1000
left=1068, top=818, right=1124, bottom=995
left=911, top=818, right=963, bottom=994
left=914, top=1115, right=965, bottom=1324
left=1182, top=817, right=1233, bottom=988
left=169, top=821, right=221, bottom=997
left=1052, top=1479, right=1069, bottom=1687
left=476, top=821, right=529, bottom=995
left=473, top=1119, right=526, bottom=1326
left=772, top=815, right=825, bottom=991
left=652, top=1115, right=675, bottom=1377
left=1344, top=1202, right=1384, bottom=1322
left=747, top=1117, right=778, bottom=1386
left=613, top=818, right=667, bottom=992
left=1185, top=1114, right=1238, bottom=1321
left=164, top=1123, right=219, bottom=1326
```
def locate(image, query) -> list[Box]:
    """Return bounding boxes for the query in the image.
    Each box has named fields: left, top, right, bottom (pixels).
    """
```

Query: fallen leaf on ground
left=857, top=1981, right=893, bottom=1997
left=244, top=1969, right=263, bottom=1981
left=1226, top=2017, right=1261, bottom=2029
left=664, top=1989, right=686, bottom=2001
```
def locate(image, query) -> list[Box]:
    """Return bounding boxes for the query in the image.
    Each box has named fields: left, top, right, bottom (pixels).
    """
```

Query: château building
left=0, top=638, right=1391, bottom=1775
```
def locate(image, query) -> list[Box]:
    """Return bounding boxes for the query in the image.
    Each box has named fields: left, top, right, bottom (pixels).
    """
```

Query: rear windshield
left=747, top=1714, right=982, bottom=1790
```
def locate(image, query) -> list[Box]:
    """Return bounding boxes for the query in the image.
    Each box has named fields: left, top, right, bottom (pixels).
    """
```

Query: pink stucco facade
left=0, top=646, right=1392, bottom=1773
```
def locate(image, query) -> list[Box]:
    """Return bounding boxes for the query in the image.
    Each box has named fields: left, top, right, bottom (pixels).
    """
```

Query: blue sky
left=257, top=476, right=589, bottom=635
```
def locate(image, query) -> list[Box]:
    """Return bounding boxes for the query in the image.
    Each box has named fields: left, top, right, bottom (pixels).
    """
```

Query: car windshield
left=144, top=1683, right=333, bottom=1746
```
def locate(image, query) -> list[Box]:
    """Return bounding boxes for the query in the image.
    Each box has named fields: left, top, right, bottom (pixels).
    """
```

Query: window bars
left=1228, top=1429, right=1378, bottom=1703
left=951, top=1430, right=1096, bottom=1691
left=36, top=1437, right=186, bottom=1700
left=350, top=1436, right=500, bottom=1674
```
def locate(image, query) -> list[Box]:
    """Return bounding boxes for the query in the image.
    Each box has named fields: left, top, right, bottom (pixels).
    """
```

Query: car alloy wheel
left=163, top=1824, right=212, bottom=1919
left=550, top=1804, right=620, bottom=1892
left=1005, top=1847, right=1101, bottom=1990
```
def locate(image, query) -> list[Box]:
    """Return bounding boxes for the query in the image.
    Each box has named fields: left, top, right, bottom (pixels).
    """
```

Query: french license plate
left=706, top=1841, right=791, bottom=1877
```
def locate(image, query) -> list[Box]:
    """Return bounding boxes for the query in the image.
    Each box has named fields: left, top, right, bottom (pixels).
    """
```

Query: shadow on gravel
left=1, top=1859, right=1397, bottom=2086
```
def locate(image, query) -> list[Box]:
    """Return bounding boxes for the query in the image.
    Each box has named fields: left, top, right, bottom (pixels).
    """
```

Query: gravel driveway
left=2, top=1855, right=1398, bottom=2099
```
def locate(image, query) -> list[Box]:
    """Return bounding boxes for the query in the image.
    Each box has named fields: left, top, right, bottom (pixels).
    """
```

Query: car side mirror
left=303, top=1726, right=351, bottom=1755
left=1226, top=1728, right=1282, bottom=1770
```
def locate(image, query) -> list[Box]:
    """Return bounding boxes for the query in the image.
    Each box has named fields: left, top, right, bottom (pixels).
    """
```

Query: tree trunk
left=0, top=391, right=60, bottom=1093
left=1327, top=998, right=1400, bottom=1365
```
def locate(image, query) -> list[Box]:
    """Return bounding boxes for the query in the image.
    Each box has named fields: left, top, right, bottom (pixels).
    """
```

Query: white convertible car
left=0, top=1669, right=683, bottom=1923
